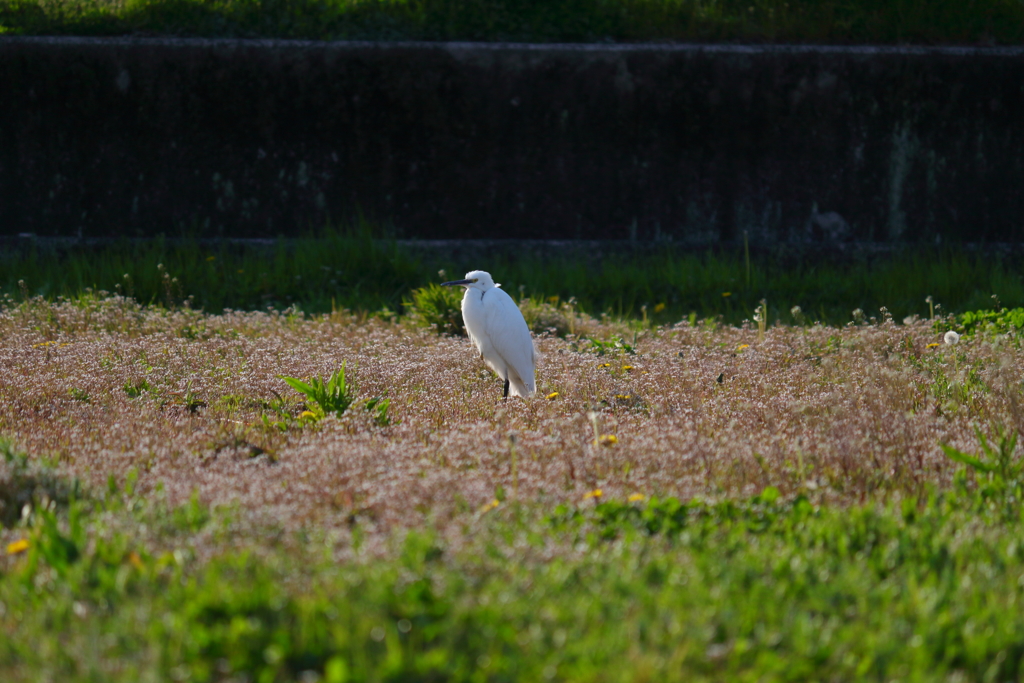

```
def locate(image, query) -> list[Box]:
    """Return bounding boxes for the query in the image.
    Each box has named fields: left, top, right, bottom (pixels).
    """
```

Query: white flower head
left=944, top=330, right=960, bottom=345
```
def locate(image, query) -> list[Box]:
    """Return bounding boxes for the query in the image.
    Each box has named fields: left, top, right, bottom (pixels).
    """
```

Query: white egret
left=441, top=270, right=536, bottom=399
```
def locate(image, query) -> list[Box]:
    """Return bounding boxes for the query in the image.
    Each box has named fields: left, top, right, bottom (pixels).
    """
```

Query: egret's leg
left=503, top=378, right=510, bottom=400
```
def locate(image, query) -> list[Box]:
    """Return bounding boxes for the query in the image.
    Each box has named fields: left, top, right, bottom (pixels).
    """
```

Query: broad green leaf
left=940, top=443, right=997, bottom=473
left=280, top=376, right=315, bottom=398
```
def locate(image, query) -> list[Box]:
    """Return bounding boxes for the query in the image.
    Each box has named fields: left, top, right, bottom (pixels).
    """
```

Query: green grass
left=2, top=0, right=1024, bottom=44
left=4, top=432, right=1024, bottom=681
left=3, top=229, right=424, bottom=316
left=4, top=229, right=1024, bottom=326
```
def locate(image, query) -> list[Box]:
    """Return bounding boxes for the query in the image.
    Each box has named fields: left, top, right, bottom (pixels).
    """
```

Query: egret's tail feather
left=507, top=368, right=535, bottom=398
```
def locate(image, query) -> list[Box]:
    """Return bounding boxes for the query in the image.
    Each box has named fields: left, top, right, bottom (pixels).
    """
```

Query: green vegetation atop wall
left=2, top=0, right=1024, bottom=44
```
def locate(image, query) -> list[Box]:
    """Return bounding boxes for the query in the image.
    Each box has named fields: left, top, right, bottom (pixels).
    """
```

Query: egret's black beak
left=440, top=279, right=474, bottom=287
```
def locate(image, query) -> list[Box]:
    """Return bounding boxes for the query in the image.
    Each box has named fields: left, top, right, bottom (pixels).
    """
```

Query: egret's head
left=440, top=270, right=497, bottom=290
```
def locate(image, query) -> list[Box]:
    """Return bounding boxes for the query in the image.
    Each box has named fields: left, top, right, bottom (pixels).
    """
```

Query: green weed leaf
left=940, top=443, right=997, bottom=473
left=280, top=363, right=355, bottom=419
left=280, top=376, right=315, bottom=397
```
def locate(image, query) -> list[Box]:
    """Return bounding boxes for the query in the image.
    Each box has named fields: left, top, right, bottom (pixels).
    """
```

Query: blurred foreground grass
left=4, top=434, right=1024, bottom=681
left=3, top=229, right=1024, bottom=326
left=2, top=0, right=1023, bottom=44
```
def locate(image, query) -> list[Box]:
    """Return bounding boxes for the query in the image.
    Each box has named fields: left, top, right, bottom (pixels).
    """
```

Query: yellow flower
left=479, top=499, right=500, bottom=513
left=237, top=269, right=245, bottom=274
left=737, top=344, right=750, bottom=351
left=598, top=363, right=611, bottom=368
left=621, top=365, right=634, bottom=372
left=206, top=256, right=216, bottom=262
left=722, top=292, right=732, bottom=297
left=127, top=551, right=144, bottom=569
left=547, top=295, right=559, bottom=304
left=926, top=342, right=940, bottom=349
left=615, top=394, right=631, bottom=400
left=584, top=489, right=603, bottom=499
left=546, top=392, right=559, bottom=400
left=627, top=493, right=646, bottom=503
left=596, top=434, right=618, bottom=447
left=6, top=539, right=29, bottom=555
left=653, top=303, right=667, bottom=313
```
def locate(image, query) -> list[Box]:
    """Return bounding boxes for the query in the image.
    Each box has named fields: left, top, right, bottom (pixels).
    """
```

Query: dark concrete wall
left=1, top=37, right=1023, bottom=242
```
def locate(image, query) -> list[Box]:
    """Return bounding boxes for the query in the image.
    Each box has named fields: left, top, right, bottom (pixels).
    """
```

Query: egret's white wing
left=461, top=289, right=490, bottom=358
left=481, top=287, right=536, bottom=397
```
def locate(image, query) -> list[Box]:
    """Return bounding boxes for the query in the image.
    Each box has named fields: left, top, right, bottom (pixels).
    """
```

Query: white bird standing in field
left=441, top=270, right=536, bottom=399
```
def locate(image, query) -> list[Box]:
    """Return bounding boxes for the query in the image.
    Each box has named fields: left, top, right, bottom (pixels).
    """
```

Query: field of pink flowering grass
left=1, top=294, right=1016, bottom=538
left=2, top=293, right=1024, bottom=681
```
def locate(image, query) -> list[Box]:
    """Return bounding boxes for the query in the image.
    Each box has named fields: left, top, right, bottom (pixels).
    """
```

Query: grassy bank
left=3, top=232, right=1024, bottom=326
left=4, top=442, right=1024, bottom=681
left=2, top=0, right=1024, bottom=45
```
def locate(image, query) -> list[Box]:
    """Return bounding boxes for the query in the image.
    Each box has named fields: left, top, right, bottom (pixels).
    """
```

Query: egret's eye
left=471, top=278, right=479, bottom=283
